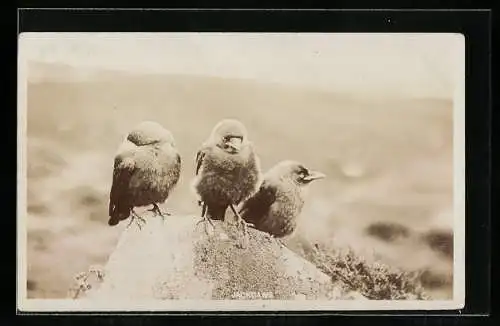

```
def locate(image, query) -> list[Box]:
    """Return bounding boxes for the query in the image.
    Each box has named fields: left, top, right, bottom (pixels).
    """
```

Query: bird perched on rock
left=108, top=121, right=181, bottom=229
left=192, top=118, right=261, bottom=234
left=239, top=160, right=325, bottom=243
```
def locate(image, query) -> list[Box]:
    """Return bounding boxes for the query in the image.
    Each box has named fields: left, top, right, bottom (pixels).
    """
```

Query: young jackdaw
left=108, top=121, right=181, bottom=229
left=239, top=160, right=325, bottom=242
left=192, top=119, right=261, bottom=234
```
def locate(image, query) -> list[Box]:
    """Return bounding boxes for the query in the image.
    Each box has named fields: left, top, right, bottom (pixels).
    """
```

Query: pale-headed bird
left=239, top=160, right=325, bottom=242
left=192, top=119, right=261, bottom=234
left=108, top=121, right=181, bottom=228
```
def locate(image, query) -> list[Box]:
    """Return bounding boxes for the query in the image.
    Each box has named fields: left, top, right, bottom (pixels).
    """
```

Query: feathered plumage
left=108, top=121, right=181, bottom=227
left=239, top=160, right=325, bottom=238
left=192, top=119, right=261, bottom=222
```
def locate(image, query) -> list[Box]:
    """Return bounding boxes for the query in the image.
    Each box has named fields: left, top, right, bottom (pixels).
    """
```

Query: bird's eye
left=297, top=168, right=309, bottom=180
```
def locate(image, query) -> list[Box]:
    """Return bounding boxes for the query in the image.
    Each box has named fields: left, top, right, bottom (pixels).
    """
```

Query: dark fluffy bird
left=239, top=160, right=325, bottom=240
left=192, top=119, right=261, bottom=232
left=108, top=121, right=181, bottom=228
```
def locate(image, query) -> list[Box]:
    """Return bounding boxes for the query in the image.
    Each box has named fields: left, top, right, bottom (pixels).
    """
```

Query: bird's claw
left=196, top=215, right=215, bottom=235
left=241, top=220, right=255, bottom=229
left=127, top=210, right=147, bottom=230
left=235, top=214, right=255, bottom=233
left=127, top=218, right=145, bottom=230
left=228, top=204, right=253, bottom=249
left=264, top=233, right=285, bottom=248
left=148, top=204, right=171, bottom=222
left=228, top=205, right=253, bottom=231
left=272, top=236, right=286, bottom=248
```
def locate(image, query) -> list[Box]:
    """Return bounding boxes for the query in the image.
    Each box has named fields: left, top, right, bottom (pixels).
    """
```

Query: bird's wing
left=239, top=179, right=277, bottom=223
left=171, top=152, right=182, bottom=184
left=194, top=147, right=207, bottom=176
left=108, top=151, right=136, bottom=216
left=176, top=152, right=182, bottom=166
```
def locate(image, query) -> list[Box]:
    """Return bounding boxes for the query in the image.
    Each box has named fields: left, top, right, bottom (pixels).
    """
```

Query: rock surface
left=72, top=211, right=358, bottom=301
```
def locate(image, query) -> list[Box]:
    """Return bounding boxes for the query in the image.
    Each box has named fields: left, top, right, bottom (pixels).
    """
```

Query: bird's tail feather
left=108, top=202, right=131, bottom=226
left=206, top=204, right=227, bottom=221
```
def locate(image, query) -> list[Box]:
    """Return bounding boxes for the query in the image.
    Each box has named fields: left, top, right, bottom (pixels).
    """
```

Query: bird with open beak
left=239, top=160, right=325, bottom=244
left=192, top=119, right=262, bottom=235
left=108, top=121, right=182, bottom=229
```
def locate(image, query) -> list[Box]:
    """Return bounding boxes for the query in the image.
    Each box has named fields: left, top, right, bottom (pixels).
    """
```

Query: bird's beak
left=303, top=171, right=326, bottom=182
left=226, top=137, right=242, bottom=151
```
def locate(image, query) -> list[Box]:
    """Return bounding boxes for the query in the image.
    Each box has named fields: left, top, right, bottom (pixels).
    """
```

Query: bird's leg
left=132, top=209, right=147, bottom=224
left=126, top=215, right=135, bottom=229
left=195, top=202, right=215, bottom=235
left=229, top=204, right=255, bottom=249
left=229, top=204, right=255, bottom=231
left=148, top=203, right=171, bottom=222
left=195, top=202, right=208, bottom=224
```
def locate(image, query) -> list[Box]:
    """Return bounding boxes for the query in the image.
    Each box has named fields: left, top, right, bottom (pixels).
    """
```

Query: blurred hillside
left=24, top=61, right=454, bottom=299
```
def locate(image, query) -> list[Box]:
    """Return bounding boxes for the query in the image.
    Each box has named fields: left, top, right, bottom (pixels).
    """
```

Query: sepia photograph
left=17, top=32, right=465, bottom=311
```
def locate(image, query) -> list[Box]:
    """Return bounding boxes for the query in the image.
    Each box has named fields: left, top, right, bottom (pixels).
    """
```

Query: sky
left=19, top=32, right=464, bottom=99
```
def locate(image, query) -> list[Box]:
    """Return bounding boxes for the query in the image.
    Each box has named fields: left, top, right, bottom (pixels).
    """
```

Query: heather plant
left=298, top=241, right=429, bottom=300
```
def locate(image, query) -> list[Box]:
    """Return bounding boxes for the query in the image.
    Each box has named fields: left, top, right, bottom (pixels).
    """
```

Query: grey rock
left=74, top=212, right=363, bottom=301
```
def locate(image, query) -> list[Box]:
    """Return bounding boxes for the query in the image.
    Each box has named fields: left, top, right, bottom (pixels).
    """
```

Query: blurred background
left=21, top=33, right=462, bottom=300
